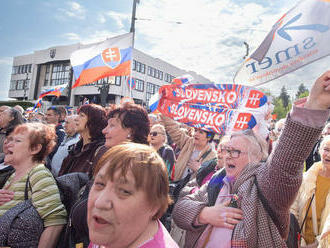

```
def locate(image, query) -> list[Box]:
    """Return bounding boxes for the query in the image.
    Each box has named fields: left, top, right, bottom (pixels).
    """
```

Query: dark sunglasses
left=150, top=131, right=164, bottom=137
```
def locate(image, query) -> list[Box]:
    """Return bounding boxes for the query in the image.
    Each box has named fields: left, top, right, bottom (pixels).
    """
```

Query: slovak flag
left=39, top=85, right=66, bottom=98
left=32, top=98, right=42, bottom=111
left=172, top=74, right=193, bottom=85
left=71, top=33, right=133, bottom=88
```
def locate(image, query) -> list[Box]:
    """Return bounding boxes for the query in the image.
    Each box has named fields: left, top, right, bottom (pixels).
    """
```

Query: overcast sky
left=1, top=0, right=329, bottom=101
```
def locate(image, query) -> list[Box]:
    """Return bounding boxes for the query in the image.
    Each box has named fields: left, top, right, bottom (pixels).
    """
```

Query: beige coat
left=291, top=161, right=330, bottom=248
left=161, top=115, right=217, bottom=180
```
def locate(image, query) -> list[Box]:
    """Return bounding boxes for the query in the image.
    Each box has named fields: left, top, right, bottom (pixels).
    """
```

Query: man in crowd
left=45, top=106, right=66, bottom=160
left=50, top=115, right=80, bottom=176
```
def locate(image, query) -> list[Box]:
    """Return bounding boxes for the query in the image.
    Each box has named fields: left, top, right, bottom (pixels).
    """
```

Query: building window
left=134, top=60, right=146, bottom=74
left=24, top=79, right=30, bottom=89
left=146, top=82, right=155, bottom=94
left=140, top=63, right=145, bottom=74
left=133, top=60, right=137, bottom=71
left=147, top=66, right=152, bottom=76
left=44, top=64, right=50, bottom=86
left=135, top=78, right=144, bottom=92
left=165, top=73, right=175, bottom=82
left=159, top=71, right=163, bottom=80
left=16, top=80, right=24, bottom=90
left=28, top=64, right=32, bottom=73
left=51, top=63, right=71, bottom=86
left=10, top=80, right=17, bottom=90
left=12, top=66, right=18, bottom=75
left=115, top=76, right=121, bottom=86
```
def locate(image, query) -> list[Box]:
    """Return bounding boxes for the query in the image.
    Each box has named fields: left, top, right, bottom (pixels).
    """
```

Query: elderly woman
left=160, top=115, right=217, bottom=181
left=0, top=123, right=67, bottom=247
left=64, top=103, right=151, bottom=247
left=102, top=102, right=150, bottom=147
left=149, top=124, right=176, bottom=181
left=0, top=107, right=24, bottom=155
left=58, top=104, right=108, bottom=176
left=87, top=142, right=178, bottom=248
left=172, top=71, right=330, bottom=247
left=291, top=135, right=330, bottom=248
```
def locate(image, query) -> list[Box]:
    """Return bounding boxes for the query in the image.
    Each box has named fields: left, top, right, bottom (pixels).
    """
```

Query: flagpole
left=129, top=0, right=138, bottom=99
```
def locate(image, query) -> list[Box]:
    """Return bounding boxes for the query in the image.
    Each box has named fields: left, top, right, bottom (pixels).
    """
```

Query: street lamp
left=23, top=72, right=29, bottom=101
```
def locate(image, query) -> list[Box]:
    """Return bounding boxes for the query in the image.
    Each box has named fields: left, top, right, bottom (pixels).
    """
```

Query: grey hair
left=230, top=129, right=268, bottom=161
left=322, top=123, right=330, bottom=135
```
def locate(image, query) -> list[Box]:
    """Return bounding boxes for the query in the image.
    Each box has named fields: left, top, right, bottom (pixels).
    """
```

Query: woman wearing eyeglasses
left=172, top=71, right=330, bottom=248
left=149, top=124, right=176, bottom=182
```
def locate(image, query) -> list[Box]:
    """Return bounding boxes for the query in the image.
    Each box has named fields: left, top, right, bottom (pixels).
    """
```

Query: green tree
left=295, top=83, right=309, bottom=99
left=279, top=86, right=290, bottom=110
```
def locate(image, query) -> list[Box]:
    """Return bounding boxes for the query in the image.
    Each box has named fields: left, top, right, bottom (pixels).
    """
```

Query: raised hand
left=305, top=70, right=330, bottom=110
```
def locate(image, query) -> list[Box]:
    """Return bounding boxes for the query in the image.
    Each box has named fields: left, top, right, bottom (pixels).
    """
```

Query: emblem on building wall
left=50, top=49, right=56, bottom=58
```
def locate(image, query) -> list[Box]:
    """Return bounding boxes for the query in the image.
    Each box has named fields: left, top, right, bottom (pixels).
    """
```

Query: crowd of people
left=0, top=70, right=329, bottom=248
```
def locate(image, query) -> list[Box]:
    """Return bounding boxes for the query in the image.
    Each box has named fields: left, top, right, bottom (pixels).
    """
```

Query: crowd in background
left=0, top=71, right=329, bottom=248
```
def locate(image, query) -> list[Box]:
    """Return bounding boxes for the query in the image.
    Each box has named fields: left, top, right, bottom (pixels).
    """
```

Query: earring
left=127, top=134, right=131, bottom=139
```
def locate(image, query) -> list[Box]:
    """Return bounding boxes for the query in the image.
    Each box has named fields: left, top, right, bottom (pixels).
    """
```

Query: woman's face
left=4, top=131, right=34, bottom=166
left=0, top=109, right=13, bottom=129
left=149, top=127, right=165, bottom=147
left=75, top=112, right=88, bottom=133
left=88, top=165, right=156, bottom=247
left=320, top=139, right=330, bottom=170
left=193, top=129, right=208, bottom=147
left=102, top=117, right=130, bottom=148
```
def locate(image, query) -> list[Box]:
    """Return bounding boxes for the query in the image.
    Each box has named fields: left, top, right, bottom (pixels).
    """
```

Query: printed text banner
left=153, top=83, right=268, bottom=135
left=234, top=0, right=330, bottom=86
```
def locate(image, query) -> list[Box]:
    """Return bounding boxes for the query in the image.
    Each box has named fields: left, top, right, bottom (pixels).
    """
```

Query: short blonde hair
left=151, top=124, right=167, bottom=143
left=94, top=142, right=172, bottom=219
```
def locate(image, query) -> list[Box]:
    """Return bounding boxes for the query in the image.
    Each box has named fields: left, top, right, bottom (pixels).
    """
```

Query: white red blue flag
left=172, top=74, right=194, bottom=85
left=150, top=83, right=268, bottom=135
left=39, top=85, right=66, bottom=98
left=234, top=0, right=330, bottom=86
left=71, top=33, right=133, bottom=88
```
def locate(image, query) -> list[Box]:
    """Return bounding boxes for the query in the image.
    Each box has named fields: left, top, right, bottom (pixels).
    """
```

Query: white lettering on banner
left=170, top=104, right=225, bottom=126
left=215, top=114, right=225, bottom=126
left=173, top=88, right=238, bottom=104
left=227, top=92, right=237, bottom=104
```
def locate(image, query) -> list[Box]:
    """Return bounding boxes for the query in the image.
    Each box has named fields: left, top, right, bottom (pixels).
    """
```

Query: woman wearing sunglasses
left=149, top=124, right=176, bottom=182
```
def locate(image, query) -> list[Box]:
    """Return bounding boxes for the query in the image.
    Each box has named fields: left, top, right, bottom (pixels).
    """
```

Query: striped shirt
left=0, top=164, right=67, bottom=227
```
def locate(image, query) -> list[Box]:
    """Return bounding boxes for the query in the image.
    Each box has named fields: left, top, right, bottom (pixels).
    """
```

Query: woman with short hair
left=149, top=124, right=176, bottom=181
left=87, top=142, right=178, bottom=248
left=0, top=122, right=67, bottom=247
left=58, top=104, right=108, bottom=176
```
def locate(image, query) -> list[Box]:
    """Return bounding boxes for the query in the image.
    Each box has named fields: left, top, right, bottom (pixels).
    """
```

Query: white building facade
left=9, top=41, right=211, bottom=107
